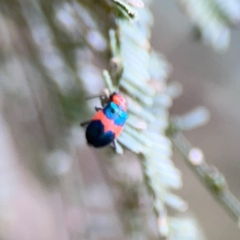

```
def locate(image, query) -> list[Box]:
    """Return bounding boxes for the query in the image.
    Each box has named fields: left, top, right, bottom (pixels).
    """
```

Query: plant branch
left=170, top=129, right=240, bottom=224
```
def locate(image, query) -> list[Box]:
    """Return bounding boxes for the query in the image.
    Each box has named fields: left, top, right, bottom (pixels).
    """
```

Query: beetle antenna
left=85, top=93, right=106, bottom=100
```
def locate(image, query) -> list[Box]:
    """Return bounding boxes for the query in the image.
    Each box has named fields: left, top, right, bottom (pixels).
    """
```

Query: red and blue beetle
left=81, top=92, right=128, bottom=148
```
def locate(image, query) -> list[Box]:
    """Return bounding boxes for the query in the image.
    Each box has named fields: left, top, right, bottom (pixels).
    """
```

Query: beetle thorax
left=111, top=93, right=127, bottom=110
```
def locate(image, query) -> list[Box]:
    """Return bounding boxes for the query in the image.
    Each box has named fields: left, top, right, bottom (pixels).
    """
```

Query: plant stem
left=171, top=131, right=240, bottom=224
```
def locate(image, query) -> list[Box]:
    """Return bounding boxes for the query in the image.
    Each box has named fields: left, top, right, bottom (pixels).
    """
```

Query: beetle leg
left=80, top=120, right=91, bottom=127
left=86, top=94, right=106, bottom=100
left=111, top=139, right=123, bottom=154
left=80, top=107, right=102, bottom=127
left=95, top=107, right=102, bottom=112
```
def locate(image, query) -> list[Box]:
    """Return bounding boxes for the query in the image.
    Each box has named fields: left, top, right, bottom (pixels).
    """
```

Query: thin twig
left=171, top=130, right=240, bottom=224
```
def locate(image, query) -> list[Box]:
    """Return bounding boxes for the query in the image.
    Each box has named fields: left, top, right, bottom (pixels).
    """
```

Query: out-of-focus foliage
left=176, top=0, right=240, bottom=51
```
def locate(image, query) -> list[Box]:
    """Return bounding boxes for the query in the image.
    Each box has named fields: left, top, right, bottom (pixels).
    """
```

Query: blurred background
left=152, top=1, right=240, bottom=239
left=0, top=0, right=240, bottom=240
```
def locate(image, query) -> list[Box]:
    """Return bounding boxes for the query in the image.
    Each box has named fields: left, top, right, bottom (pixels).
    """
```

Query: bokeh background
left=151, top=1, right=240, bottom=239
left=0, top=0, right=240, bottom=240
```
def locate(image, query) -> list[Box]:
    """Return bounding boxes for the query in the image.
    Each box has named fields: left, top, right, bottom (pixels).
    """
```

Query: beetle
left=80, top=92, right=128, bottom=149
